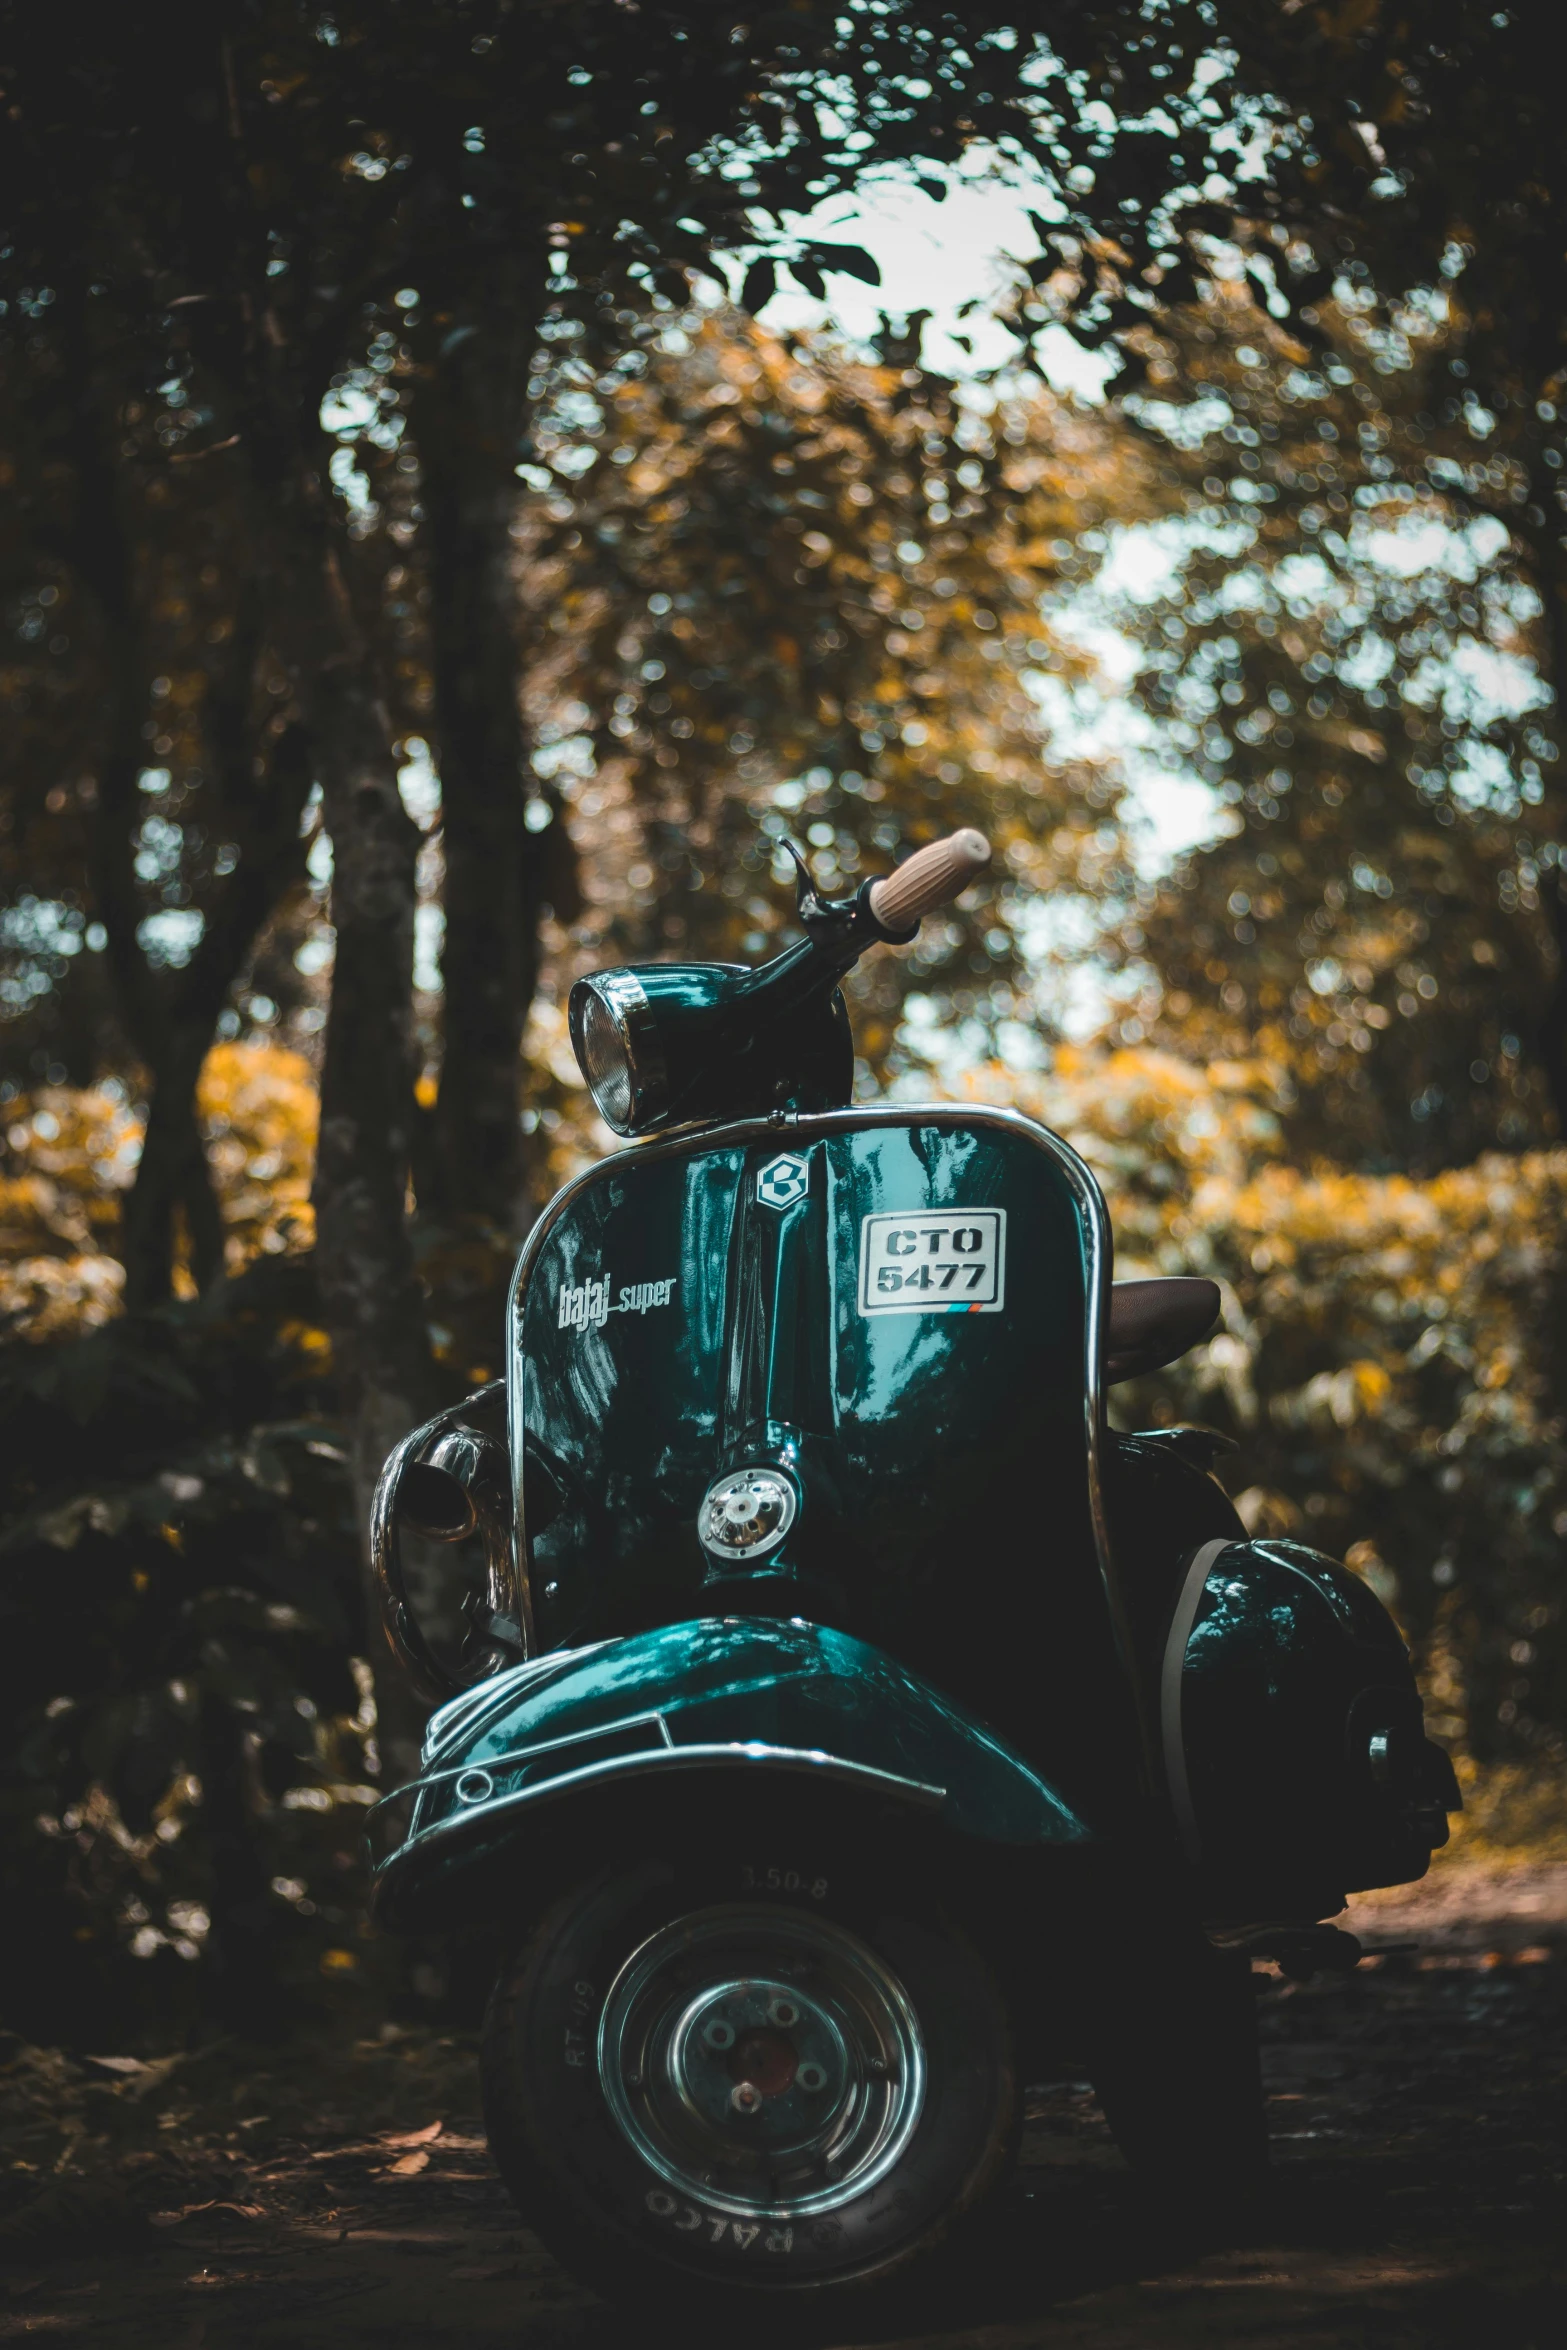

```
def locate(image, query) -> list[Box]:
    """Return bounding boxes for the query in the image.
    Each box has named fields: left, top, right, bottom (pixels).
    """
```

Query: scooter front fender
left=369, top=1617, right=1093, bottom=1932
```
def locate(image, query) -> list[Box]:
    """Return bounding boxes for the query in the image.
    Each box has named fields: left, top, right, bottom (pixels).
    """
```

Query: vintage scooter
left=369, top=828, right=1458, bottom=2316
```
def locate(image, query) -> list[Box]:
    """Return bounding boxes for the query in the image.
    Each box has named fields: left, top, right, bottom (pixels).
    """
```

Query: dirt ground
left=2, top=1852, right=1563, bottom=2348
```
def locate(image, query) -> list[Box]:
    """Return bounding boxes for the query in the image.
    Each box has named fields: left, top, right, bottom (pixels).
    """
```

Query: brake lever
left=782, top=836, right=917, bottom=968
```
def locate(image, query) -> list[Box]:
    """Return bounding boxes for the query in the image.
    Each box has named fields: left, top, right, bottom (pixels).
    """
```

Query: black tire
left=481, top=1823, right=1018, bottom=2315
left=1087, top=1927, right=1267, bottom=2203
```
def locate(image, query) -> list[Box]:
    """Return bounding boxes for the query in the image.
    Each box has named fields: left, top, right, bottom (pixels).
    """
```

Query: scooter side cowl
left=1164, top=1537, right=1462, bottom=1913
left=368, top=1616, right=1094, bottom=1933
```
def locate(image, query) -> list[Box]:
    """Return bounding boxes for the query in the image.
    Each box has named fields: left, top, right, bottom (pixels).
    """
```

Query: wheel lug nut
left=796, top=2062, right=827, bottom=2092
left=767, top=1998, right=798, bottom=2028
left=729, top=2081, right=762, bottom=2115
left=702, top=2019, right=735, bottom=2050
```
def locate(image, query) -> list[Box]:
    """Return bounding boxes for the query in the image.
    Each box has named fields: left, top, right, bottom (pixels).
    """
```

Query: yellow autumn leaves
left=0, top=1044, right=317, bottom=1336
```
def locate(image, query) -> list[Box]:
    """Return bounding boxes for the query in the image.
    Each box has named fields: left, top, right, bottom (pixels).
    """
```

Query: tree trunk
left=415, top=350, right=532, bottom=1233
left=65, top=341, right=308, bottom=1310
left=59, top=335, right=231, bottom=1312
left=89, top=665, right=194, bottom=1308
left=305, top=646, right=438, bottom=1789
left=414, top=327, right=578, bottom=1236
left=88, top=658, right=245, bottom=1310
left=122, top=721, right=314, bottom=1303
left=197, top=1686, right=284, bottom=2035
left=1536, top=573, right=1567, bottom=1134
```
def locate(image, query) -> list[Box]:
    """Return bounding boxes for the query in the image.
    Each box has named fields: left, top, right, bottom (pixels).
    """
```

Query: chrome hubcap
left=597, top=1904, right=925, bottom=2219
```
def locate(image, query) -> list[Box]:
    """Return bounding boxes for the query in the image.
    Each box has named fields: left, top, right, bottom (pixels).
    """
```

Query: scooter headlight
left=566, top=946, right=854, bottom=1135
left=569, top=971, right=668, bottom=1135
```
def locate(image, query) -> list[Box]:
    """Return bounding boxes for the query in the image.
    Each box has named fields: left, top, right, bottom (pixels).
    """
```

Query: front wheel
left=1088, top=1927, right=1267, bottom=2204
left=481, top=1834, right=1018, bottom=2313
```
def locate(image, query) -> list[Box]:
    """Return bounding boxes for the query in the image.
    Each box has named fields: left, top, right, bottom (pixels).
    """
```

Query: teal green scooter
left=369, top=829, right=1458, bottom=2316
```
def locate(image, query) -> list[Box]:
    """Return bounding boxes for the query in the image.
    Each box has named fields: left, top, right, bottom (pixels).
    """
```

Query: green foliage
left=1106, top=291, right=1564, bottom=1166
left=523, top=309, right=1154, bottom=1066
left=1188, top=3, right=1564, bottom=440
left=0, top=1265, right=373, bottom=2040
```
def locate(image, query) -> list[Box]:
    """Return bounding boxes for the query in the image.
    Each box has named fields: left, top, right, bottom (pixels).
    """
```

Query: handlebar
left=868, top=828, right=991, bottom=933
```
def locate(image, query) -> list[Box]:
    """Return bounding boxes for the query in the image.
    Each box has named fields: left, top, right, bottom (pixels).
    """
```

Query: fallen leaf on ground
left=385, top=2151, right=430, bottom=2177
left=150, top=2202, right=266, bottom=2228
left=381, top=2120, right=444, bottom=2149
left=81, top=2045, right=224, bottom=2101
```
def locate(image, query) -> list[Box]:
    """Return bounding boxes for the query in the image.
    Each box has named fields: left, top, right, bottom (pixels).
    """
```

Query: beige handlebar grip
left=867, top=829, right=992, bottom=932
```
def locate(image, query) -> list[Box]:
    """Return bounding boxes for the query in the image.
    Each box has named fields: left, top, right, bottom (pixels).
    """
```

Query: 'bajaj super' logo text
left=557, top=1273, right=677, bottom=1333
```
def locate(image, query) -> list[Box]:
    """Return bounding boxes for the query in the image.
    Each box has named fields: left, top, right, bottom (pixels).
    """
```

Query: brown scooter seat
left=1105, top=1278, right=1220, bottom=1385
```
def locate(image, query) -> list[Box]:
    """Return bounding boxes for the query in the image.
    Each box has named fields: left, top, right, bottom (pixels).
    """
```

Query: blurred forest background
left=1, top=3, right=1563, bottom=2042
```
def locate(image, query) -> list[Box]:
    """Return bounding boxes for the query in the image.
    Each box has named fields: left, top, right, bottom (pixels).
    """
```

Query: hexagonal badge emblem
left=756, top=1152, right=809, bottom=1210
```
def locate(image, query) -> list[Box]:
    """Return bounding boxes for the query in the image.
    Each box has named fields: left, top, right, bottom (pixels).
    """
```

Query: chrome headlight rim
left=568, top=971, right=669, bottom=1135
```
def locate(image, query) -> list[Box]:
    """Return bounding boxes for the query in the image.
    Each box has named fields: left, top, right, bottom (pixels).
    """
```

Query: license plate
left=857, top=1209, right=1006, bottom=1316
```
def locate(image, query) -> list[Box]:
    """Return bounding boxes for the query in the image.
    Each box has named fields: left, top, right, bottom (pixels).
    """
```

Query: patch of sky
left=397, top=736, right=441, bottom=830
left=893, top=994, right=1017, bottom=1088
left=1355, top=511, right=1510, bottom=582
left=1036, top=516, right=1241, bottom=874
left=321, top=383, right=380, bottom=435
left=134, top=812, right=184, bottom=887
left=294, top=934, right=333, bottom=978
left=0, top=898, right=88, bottom=987
left=1009, top=888, right=1146, bottom=1044
left=1442, top=739, right=1539, bottom=814
left=414, top=901, right=445, bottom=996
left=137, top=908, right=205, bottom=969
left=1270, top=552, right=1337, bottom=604
left=1130, top=391, right=1232, bottom=449
left=709, top=154, right=1116, bottom=396
left=1335, top=631, right=1397, bottom=695
left=531, top=729, right=595, bottom=791
left=1407, top=640, right=1550, bottom=730
left=328, top=444, right=373, bottom=516
left=553, top=389, right=605, bottom=434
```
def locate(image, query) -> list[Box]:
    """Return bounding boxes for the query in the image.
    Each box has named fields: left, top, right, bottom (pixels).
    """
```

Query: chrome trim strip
left=1160, top=1538, right=1234, bottom=1863
left=372, top=1741, right=950, bottom=1873
left=504, top=1103, right=1150, bottom=1787
left=391, top=1710, right=673, bottom=1815
left=422, top=1640, right=616, bottom=1763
